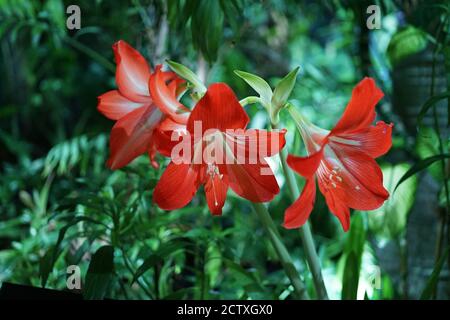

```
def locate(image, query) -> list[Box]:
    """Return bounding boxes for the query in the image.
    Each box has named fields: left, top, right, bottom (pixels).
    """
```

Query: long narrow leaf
left=417, top=91, right=450, bottom=128
left=420, top=248, right=449, bottom=299
left=40, top=216, right=108, bottom=287
left=394, top=154, right=450, bottom=192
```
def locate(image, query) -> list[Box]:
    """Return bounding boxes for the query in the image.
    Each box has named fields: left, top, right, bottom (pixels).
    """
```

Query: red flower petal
left=203, top=170, right=229, bottom=215
left=97, top=90, right=145, bottom=120
left=218, top=128, right=282, bottom=202
left=286, top=147, right=324, bottom=178
left=106, top=105, right=163, bottom=170
left=223, top=129, right=286, bottom=165
left=149, top=65, right=190, bottom=123
left=226, top=161, right=279, bottom=202
left=254, top=129, right=287, bottom=157
left=319, top=186, right=351, bottom=231
left=153, top=120, right=188, bottom=158
left=167, top=77, right=187, bottom=98
left=331, top=77, right=384, bottom=135
left=156, top=117, right=189, bottom=157
left=317, top=146, right=389, bottom=213
left=187, top=83, right=249, bottom=134
left=284, top=178, right=316, bottom=229
left=153, top=162, right=199, bottom=210
left=148, top=142, right=159, bottom=169
left=161, top=70, right=176, bottom=82
left=158, top=117, right=185, bottom=132
left=329, top=121, right=393, bottom=159
left=113, top=40, right=151, bottom=103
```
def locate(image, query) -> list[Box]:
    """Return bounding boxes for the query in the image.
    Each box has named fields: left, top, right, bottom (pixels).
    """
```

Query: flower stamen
left=206, top=163, right=222, bottom=206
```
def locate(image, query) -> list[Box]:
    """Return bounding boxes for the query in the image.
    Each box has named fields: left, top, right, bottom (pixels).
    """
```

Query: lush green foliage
left=0, top=0, right=449, bottom=300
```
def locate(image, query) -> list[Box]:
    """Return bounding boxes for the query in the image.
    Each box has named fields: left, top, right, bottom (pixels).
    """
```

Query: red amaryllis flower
left=285, top=78, right=392, bottom=231
left=97, top=40, right=189, bottom=169
left=153, top=83, right=286, bottom=215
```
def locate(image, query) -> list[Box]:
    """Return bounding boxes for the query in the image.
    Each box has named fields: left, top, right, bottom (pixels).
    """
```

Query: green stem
left=273, top=121, right=329, bottom=300
left=251, top=202, right=310, bottom=300
left=239, top=96, right=261, bottom=107
left=64, top=37, right=115, bottom=73
left=429, top=15, right=450, bottom=281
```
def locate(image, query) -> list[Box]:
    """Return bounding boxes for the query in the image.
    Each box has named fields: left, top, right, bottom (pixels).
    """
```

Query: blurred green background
left=0, top=0, right=449, bottom=300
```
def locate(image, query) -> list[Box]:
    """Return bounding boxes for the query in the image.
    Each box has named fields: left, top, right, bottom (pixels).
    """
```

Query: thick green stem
left=273, top=122, right=329, bottom=300
left=239, top=96, right=261, bottom=107
left=251, top=202, right=310, bottom=300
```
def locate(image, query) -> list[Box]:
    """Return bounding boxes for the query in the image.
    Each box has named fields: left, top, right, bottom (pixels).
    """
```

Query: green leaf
left=205, top=242, right=222, bottom=287
left=234, top=70, right=273, bottom=107
left=166, top=60, right=206, bottom=94
left=420, top=248, right=449, bottom=300
left=223, top=259, right=264, bottom=290
left=368, top=164, right=418, bottom=239
left=271, top=67, right=300, bottom=110
left=167, top=0, right=191, bottom=29
left=417, top=91, right=450, bottom=128
left=381, top=275, right=395, bottom=299
left=341, top=214, right=366, bottom=300
left=39, top=249, right=55, bottom=289
left=387, top=26, right=428, bottom=67
left=132, top=241, right=186, bottom=284
left=84, top=245, right=114, bottom=300
left=191, top=0, right=224, bottom=62
left=163, top=287, right=197, bottom=300
left=394, top=154, right=450, bottom=192
left=219, top=0, right=242, bottom=32
left=342, top=252, right=359, bottom=300
left=415, top=128, right=446, bottom=181
left=40, top=216, right=106, bottom=287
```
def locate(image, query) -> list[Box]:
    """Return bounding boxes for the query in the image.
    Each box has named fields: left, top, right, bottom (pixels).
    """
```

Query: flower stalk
left=251, top=202, right=310, bottom=300
left=273, top=120, right=329, bottom=300
left=239, top=96, right=261, bottom=107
